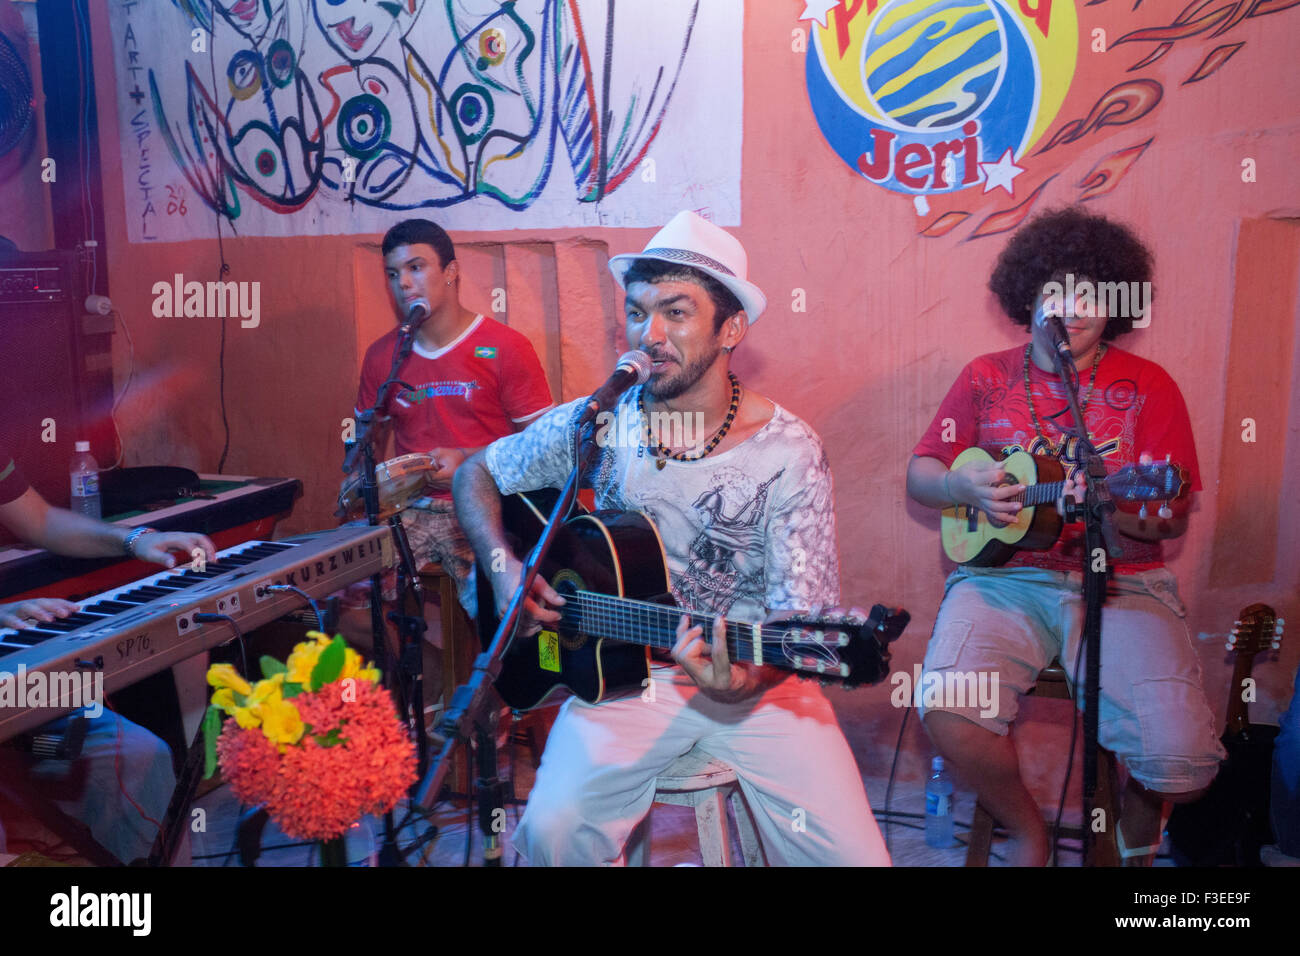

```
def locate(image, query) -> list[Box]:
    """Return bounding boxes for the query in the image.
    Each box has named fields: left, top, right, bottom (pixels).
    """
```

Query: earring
left=722, top=346, right=734, bottom=354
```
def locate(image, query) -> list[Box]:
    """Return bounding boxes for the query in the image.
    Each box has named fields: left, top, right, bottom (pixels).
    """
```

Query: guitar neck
left=1013, top=479, right=1070, bottom=507
left=1225, top=653, right=1257, bottom=735
left=558, top=591, right=783, bottom=668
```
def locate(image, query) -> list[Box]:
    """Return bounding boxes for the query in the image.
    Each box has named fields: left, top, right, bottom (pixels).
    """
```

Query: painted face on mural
left=312, top=0, right=425, bottom=63
left=384, top=243, right=455, bottom=321
left=1031, top=277, right=1108, bottom=361
left=624, top=280, right=730, bottom=402
left=215, top=0, right=274, bottom=44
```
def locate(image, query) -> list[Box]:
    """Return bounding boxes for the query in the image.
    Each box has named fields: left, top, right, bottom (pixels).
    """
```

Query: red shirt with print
left=913, top=345, right=1200, bottom=573
left=356, top=314, right=554, bottom=497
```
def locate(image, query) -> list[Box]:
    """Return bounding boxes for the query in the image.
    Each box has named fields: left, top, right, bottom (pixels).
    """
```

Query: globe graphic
left=861, top=0, right=1005, bottom=130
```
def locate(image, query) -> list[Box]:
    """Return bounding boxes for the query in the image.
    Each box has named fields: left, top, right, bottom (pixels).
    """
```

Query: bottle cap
left=932, top=755, right=944, bottom=772
left=75, top=441, right=90, bottom=452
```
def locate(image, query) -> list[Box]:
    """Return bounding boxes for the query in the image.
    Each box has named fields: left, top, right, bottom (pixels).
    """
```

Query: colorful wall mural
left=108, top=0, right=742, bottom=241
left=801, top=0, right=1300, bottom=240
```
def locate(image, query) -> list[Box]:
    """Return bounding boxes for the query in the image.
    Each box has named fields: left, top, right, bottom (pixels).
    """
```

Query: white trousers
left=514, top=665, right=890, bottom=866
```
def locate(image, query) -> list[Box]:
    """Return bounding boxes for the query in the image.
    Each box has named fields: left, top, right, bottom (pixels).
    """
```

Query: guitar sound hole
left=553, top=578, right=587, bottom=650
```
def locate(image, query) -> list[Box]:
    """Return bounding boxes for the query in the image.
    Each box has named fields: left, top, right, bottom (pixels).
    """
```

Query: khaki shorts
left=920, top=566, right=1224, bottom=794
left=340, top=499, right=477, bottom=619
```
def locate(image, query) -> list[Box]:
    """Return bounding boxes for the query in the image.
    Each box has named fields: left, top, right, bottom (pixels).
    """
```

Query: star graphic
left=799, top=0, right=841, bottom=29
left=979, top=149, right=1026, bottom=195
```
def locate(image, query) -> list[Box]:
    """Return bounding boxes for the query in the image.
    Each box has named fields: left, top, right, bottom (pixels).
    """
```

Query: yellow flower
left=233, top=706, right=261, bottom=730
left=286, top=642, right=325, bottom=686
left=358, top=666, right=380, bottom=684
left=207, top=663, right=252, bottom=697
left=258, top=697, right=305, bottom=745
left=211, top=688, right=240, bottom=716
left=246, top=673, right=285, bottom=707
left=341, top=647, right=364, bottom=680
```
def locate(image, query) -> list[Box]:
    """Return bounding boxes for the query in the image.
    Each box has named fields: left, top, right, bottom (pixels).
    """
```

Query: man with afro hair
left=906, top=207, right=1223, bottom=866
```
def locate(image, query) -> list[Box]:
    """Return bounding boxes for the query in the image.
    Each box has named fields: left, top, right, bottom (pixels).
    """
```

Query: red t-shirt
left=356, top=314, right=554, bottom=497
left=913, top=345, right=1200, bottom=572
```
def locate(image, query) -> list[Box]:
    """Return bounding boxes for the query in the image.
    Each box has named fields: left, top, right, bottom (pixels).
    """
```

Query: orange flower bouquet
left=203, top=633, right=416, bottom=859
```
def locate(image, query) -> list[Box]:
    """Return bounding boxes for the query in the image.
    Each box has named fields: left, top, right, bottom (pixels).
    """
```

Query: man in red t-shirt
left=350, top=219, right=554, bottom=615
left=906, top=209, right=1223, bottom=866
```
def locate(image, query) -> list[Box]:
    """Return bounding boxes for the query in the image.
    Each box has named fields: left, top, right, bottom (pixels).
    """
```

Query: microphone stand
left=342, top=318, right=432, bottom=866
left=413, top=411, right=598, bottom=866
left=1042, top=320, right=1124, bottom=866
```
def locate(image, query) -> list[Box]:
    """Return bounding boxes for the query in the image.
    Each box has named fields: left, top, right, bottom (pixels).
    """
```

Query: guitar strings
left=555, top=591, right=851, bottom=660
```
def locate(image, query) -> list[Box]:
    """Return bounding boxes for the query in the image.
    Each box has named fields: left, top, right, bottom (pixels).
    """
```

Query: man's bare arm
left=0, top=487, right=214, bottom=567
left=452, top=451, right=562, bottom=628
left=452, top=452, right=511, bottom=571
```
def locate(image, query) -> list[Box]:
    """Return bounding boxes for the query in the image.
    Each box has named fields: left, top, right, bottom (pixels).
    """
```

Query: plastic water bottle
left=925, top=755, right=955, bottom=848
left=70, top=441, right=101, bottom=520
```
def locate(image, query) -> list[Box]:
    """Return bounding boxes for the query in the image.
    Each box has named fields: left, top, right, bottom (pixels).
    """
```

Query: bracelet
left=122, top=526, right=157, bottom=558
left=943, top=470, right=958, bottom=506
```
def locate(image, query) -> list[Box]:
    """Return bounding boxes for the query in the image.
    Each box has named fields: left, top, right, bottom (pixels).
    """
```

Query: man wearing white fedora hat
left=455, top=211, right=889, bottom=865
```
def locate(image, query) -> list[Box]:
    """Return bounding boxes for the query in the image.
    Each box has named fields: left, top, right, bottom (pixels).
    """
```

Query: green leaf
left=202, top=706, right=222, bottom=779
left=315, top=726, right=346, bottom=748
left=310, top=636, right=346, bottom=689
left=281, top=681, right=304, bottom=699
left=259, top=655, right=287, bottom=680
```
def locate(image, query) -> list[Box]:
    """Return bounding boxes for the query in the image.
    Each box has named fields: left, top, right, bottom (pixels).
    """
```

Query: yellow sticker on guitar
left=538, top=630, right=561, bottom=673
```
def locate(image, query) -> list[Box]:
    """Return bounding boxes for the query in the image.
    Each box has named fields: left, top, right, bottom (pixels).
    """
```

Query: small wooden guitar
left=940, top=447, right=1187, bottom=566
left=476, top=493, right=910, bottom=711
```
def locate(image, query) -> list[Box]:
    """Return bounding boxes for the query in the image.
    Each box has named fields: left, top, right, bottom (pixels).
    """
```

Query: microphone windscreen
left=618, top=349, right=653, bottom=384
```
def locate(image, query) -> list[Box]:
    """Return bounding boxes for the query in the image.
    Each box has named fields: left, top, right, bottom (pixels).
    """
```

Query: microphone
left=396, top=298, right=430, bottom=362
left=404, top=298, right=430, bottom=330
left=579, top=350, right=653, bottom=424
left=1033, top=300, right=1072, bottom=359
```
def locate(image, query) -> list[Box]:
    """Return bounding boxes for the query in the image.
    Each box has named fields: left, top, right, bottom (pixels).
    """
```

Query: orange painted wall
left=73, top=3, right=1299, bottom=774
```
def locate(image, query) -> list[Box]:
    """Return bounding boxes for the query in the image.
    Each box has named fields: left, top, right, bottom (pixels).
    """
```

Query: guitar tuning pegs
left=1273, top=640, right=1282, bottom=650
left=1158, top=501, right=1173, bottom=519
left=1277, top=619, right=1286, bottom=628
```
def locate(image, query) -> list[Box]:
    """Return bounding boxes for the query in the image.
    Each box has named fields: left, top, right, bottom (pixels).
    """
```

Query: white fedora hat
left=608, top=211, right=767, bottom=323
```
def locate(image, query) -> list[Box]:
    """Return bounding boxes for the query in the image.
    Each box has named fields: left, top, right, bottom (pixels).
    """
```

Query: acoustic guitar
left=1168, top=603, right=1285, bottom=866
left=940, top=447, right=1187, bottom=566
left=475, top=492, right=910, bottom=711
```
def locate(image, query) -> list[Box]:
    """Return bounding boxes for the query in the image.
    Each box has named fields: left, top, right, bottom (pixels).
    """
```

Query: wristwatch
left=122, top=526, right=158, bottom=558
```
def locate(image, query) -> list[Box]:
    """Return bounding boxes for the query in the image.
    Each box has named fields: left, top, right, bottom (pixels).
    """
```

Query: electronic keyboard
left=0, top=525, right=393, bottom=742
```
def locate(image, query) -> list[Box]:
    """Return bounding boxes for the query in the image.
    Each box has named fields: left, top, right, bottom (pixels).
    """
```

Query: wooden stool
left=965, top=662, right=1122, bottom=866
left=626, top=747, right=764, bottom=866
left=416, top=563, right=477, bottom=793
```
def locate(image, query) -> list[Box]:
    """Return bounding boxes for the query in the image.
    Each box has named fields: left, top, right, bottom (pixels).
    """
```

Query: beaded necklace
left=640, top=372, right=741, bottom=470
left=1022, top=342, right=1105, bottom=442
